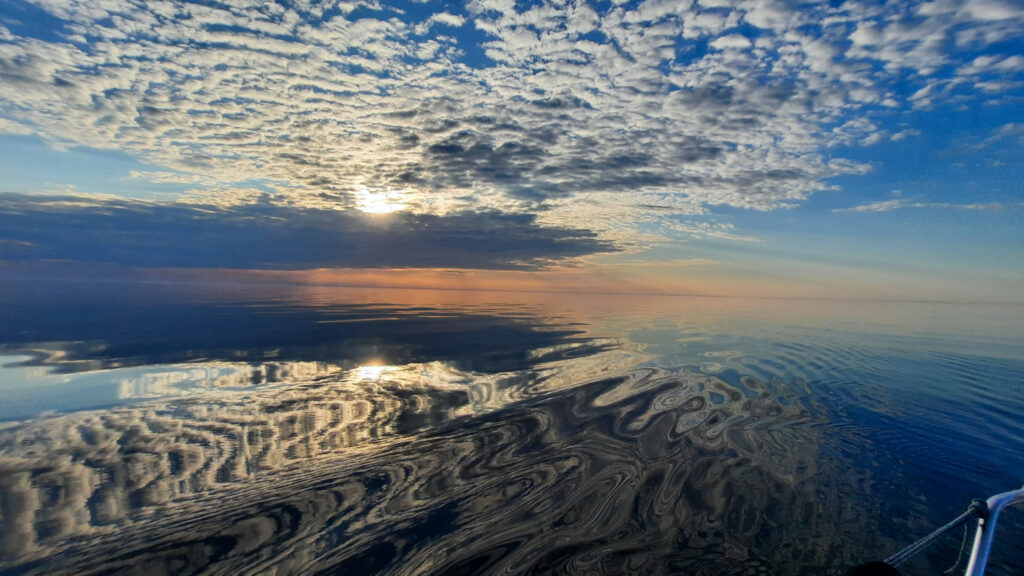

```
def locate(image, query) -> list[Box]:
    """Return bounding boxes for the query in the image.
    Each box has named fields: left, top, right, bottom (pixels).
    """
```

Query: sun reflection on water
left=352, top=362, right=399, bottom=381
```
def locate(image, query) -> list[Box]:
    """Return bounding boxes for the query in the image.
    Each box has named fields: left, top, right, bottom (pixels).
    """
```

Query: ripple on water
left=3, top=327, right=1023, bottom=576
left=1, top=366, right=883, bottom=576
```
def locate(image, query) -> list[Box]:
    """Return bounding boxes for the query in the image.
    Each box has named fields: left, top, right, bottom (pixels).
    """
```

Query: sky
left=0, top=0, right=1022, bottom=302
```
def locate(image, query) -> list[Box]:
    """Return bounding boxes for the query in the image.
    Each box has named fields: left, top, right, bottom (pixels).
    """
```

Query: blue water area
left=0, top=278, right=1022, bottom=575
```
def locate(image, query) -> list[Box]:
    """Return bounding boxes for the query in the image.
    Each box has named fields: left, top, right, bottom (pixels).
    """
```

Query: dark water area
left=1, top=278, right=1022, bottom=575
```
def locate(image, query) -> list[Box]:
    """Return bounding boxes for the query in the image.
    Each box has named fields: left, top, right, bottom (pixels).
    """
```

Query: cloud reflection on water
left=0, top=275, right=617, bottom=378
left=0, top=279, right=638, bottom=567
left=1, top=281, right=1024, bottom=574
left=1, top=365, right=856, bottom=575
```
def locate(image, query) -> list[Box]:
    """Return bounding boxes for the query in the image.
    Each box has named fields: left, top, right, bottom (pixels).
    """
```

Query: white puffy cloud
left=428, top=11, right=467, bottom=27
left=710, top=33, right=753, bottom=50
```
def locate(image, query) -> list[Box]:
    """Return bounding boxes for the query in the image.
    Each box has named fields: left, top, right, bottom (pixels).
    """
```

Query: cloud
left=428, top=12, right=467, bottom=28
left=986, top=122, right=1024, bottom=146
left=0, top=0, right=1020, bottom=248
left=890, top=129, right=921, bottom=141
left=833, top=199, right=1011, bottom=212
left=710, top=34, right=753, bottom=50
left=128, top=170, right=219, bottom=185
left=833, top=199, right=907, bottom=212
left=609, top=257, right=718, bottom=269
left=0, top=117, right=34, bottom=135
left=0, top=193, right=615, bottom=270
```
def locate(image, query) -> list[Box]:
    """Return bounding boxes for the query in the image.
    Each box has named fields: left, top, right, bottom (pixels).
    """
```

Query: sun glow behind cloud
left=354, top=187, right=410, bottom=215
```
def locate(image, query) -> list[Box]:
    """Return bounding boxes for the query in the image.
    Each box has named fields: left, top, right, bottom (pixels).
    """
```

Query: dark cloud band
left=0, top=194, right=615, bottom=270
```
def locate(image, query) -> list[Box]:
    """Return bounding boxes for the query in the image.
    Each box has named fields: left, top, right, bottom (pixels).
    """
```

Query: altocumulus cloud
left=0, top=194, right=613, bottom=269
left=0, top=0, right=1021, bottom=241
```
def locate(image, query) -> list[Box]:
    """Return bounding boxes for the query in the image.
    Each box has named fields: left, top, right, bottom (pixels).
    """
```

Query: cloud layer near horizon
left=1, top=0, right=1021, bottom=244
left=0, top=193, right=613, bottom=269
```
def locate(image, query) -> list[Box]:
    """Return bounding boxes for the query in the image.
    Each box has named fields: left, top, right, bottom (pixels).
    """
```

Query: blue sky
left=0, top=0, right=1022, bottom=301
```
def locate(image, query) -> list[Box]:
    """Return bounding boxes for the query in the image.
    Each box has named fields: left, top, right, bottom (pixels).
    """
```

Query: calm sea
left=1, top=278, right=1022, bottom=575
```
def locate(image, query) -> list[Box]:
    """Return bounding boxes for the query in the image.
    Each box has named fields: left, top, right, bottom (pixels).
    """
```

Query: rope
left=885, top=499, right=989, bottom=568
left=942, top=523, right=975, bottom=576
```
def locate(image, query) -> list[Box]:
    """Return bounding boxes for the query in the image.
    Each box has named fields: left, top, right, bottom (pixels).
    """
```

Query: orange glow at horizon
left=280, top=265, right=705, bottom=296
left=119, top=251, right=1010, bottom=304
left=139, top=261, right=860, bottom=301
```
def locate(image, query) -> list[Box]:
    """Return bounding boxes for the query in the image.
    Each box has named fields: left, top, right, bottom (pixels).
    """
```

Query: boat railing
left=963, top=485, right=1024, bottom=576
left=849, top=485, right=1024, bottom=576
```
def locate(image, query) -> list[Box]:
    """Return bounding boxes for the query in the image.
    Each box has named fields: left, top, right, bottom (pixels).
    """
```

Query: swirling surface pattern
left=1, top=282, right=1022, bottom=575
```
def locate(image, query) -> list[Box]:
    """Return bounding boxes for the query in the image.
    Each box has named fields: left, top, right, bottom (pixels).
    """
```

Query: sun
left=355, top=187, right=408, bottom=214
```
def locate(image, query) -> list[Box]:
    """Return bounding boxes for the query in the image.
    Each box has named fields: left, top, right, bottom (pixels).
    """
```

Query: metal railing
left=878, top=485, right=1024, bottom=576
left=963, top=486, right=1024, bottom=576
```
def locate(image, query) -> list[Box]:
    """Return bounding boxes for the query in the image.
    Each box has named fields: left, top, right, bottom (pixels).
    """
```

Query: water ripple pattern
left=2, top=367, right=865, bottom=576
left=2, top=287, right=1023, bottom=575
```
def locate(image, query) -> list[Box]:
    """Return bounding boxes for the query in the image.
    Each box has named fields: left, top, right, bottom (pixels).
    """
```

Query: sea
left=0, top=277, right=1022, bottom=575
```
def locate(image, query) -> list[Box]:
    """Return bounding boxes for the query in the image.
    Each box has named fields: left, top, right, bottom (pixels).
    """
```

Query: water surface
left=1, top=278, right=1022, bottom=575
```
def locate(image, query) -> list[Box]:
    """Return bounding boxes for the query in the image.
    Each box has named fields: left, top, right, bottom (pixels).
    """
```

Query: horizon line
left=3, top=266, right=1023, bottom=307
